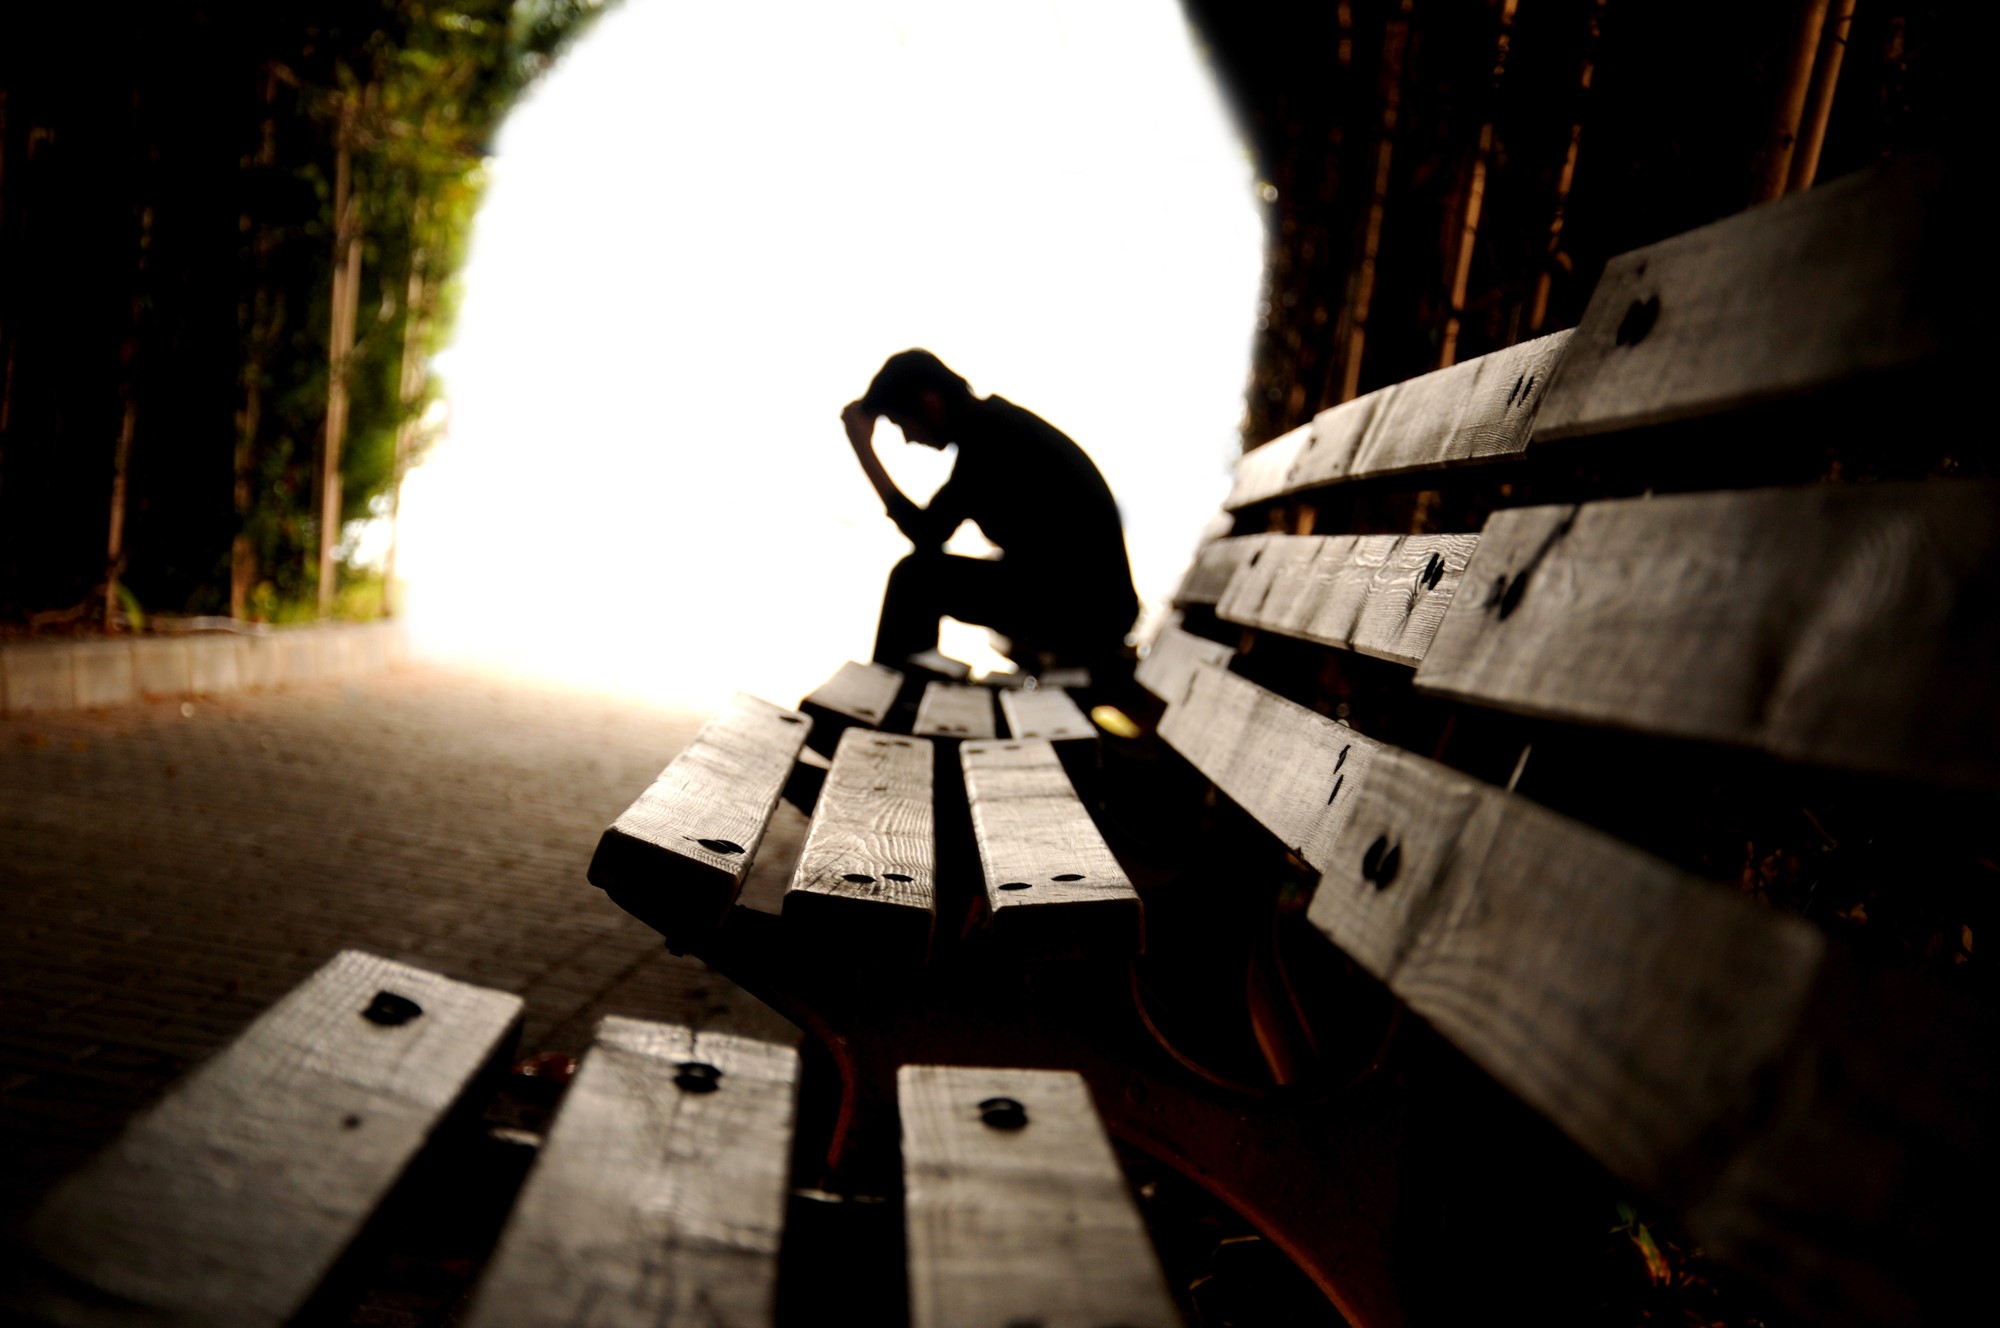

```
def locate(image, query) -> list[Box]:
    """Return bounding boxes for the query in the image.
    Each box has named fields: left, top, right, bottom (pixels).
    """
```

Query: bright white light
left=398, top=0, right=1260, bottom=711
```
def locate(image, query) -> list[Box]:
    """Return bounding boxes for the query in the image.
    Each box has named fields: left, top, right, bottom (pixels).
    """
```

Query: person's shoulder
left=978, top=394, right=1077, bottom=449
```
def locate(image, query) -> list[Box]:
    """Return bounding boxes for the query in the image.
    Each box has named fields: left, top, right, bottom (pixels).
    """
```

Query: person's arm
left=841, top=401, right=928, bottom=543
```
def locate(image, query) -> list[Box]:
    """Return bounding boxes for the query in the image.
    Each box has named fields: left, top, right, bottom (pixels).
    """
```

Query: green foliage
left=238, top=1, right=610, bottom=618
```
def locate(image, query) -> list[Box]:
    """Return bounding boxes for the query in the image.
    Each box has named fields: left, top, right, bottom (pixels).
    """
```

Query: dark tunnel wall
left=1179, top=0, right=1971, bottom=451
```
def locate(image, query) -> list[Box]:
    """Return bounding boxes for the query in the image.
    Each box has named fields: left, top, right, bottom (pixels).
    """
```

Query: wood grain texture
left=783, top=727, right=936, bottom=956
left=1535, top=154, right=1948, bottom=440
left=1157, top=662, right=1380, bottom=873
left=997, top=686, right=1093, bottom=742
left=1134, top=621, right=1236, bottom=705
left=1224, top=332, right=1570, bottom=509
left=913, top=682, right=997, bottom=740
left=899, top=1065, right=1178, bottom=1328
left=588, top=693, right=812, bottom=948
left=1215, top=532, right=1479, bottom=667
left=14, top=951, right=523, bottom=1328
left=961, top=739, right=1140, bottom=957
left=799, top=660, right=903, bottom=756
left=1172, top=534, right=1275, bottom=608
left=1305, top=745, right=1826, bottom=1196
left=463, top=1017, right=799, bottom=1328
left=1415, top=480, right=2000, bottom=789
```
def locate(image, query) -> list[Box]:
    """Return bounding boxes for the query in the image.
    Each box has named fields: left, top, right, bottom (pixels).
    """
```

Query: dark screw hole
left=1003, top=744, right=1020, bottom=750
left=1420, top=551, right=1445, bottom=591
left=883, top=873, right=914, bottom=882
left=842, top=873, right=876, bottom=884
left=362, top=991, right=423, bottom=1027
left=342, top=1114, right=363, bottom=1129
left=856, top=708, right=876, bottom=718
left=1361, top=834, right=1402, bottom=890
left=1614, top=294, right=1660, bottom=347
left=1051, top=873, right=1084, bottom=881
left=674, top=1061, right=722, bottom=1093
left=1497, top=571, right=1530, bottom=620
left=696, top=838, right=746, bottom=856
left=881, top=739, right=912, bottom=747
left=999, top=881, right=1033, bottom=892
left=979, top=1096, right=1029, bottom=1130
left=1023, top=730, right=1042, bottom=738
left=1327, top=773, right=1345, bottom=805
left=778, top=715, right=803, bottom=725
left=1248, top=549, right=1263, bottom=566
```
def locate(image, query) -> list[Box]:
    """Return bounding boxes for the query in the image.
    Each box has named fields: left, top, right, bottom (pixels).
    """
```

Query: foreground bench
left=583, top=152, right=1983, bottom=1327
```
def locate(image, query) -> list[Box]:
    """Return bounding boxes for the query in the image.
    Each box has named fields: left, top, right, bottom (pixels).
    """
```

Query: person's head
left=861, top=349, right=973, bottom=448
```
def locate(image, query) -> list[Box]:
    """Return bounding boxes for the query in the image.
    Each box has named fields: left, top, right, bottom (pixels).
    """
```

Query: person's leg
left=871, top=553, right=1024, bottom=667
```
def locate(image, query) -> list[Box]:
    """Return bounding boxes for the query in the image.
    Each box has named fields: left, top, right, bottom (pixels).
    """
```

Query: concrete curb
left=1, top=621, right=410, bottom=717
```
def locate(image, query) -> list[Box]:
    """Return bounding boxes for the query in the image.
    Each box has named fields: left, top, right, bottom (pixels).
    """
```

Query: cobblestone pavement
left=0, top=664, right=800, bottom=1233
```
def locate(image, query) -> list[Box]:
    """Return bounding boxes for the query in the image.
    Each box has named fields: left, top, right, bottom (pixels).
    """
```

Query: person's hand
left=840, top=400, right=875, bottom=450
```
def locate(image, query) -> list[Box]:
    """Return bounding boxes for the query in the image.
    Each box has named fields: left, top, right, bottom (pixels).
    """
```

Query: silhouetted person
left=842, top=350, right=1139, bottom=675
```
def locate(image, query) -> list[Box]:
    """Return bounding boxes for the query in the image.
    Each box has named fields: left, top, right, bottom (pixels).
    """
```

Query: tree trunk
left=383, top=199, right=427, bottom=618
left=1787, top=0, right=1857, bottom=192
left=1438, top=0, right=1519, bottom=369
left=1530, top=0, right=1608, bottom=333
left=1747, top=0, right=1834, bottom=203
left=106, top=201, right=153, bottom=631
left=232, top=71, right=279, bottom=620
left=1336, top=0, right=1413, bottom=403
left=317, top=93, right=363, bottom=619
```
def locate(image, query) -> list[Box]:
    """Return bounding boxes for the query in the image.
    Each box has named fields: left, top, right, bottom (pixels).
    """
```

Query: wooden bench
left=13, top=153, right=1982, bottom=1326
left=574, top=152, right=1983, bottom=1326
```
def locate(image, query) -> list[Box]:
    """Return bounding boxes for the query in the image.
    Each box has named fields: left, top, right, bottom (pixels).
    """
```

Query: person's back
left=839, top=350, right=1137, bottom=672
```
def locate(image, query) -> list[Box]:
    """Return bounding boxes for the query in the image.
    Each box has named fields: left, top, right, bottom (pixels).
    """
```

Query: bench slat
left=1134, top=621, right=1235, bottom=705
left=913, top=681, right=997, bottom=740
left=1307, top=743, right=1825, bottom=1196
left=464, top=1017, right=799, bottom=1328
left=1215, top=531, right=1479, bottom=667
left=1536, top=154, right=1948, bottom=441
left=783, top=728, right=937, bottom=956
left=15, top=951, right=523, bottom=1328
left=1157, top=662, right=1380, bottom=873
left=899, top=1065, right=1178, bottom=1328
left=1172, top=533, right=1274, bottom=608
left=799, top=659, right=903, bottom=756
left=588, top=693, right=812, bottom=948
left=1415, top=480, right=2000, bottom=789
left=998, top=685, right=1093, bottom=742
left=1225, top=331, right=1571, bottom=509
left=961, top=739, right=1139, bottom=957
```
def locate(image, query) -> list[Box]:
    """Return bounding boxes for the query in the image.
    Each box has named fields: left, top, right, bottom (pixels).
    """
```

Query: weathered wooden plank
left=1157, top=662, right=1380, bottom=873
left=905, top=647, right=972, bottom=682
left=799, top=659, right=903, bottom=756
left=1224, top=332, right=1571, bottom=509
left=961, top=739, right=1140, bottom=957
left=13, top=951, right=523, bottom=1328
left=588, top=694, right=812, bottom=949
left=913, top=681, right=997, bottom=741
left=998, top=686, right=1092, bottom=742
left=1134, top=621, right=1236, bottom=705
left=782, top=727, right=937, bottom=957
left=1223, top=422, right=1312, bottom=511
left=1172, top=534, right=1275, bottom=608
left=1306, top=745, right=1826, bottom=1196
left=1535, top=154, right=1948, bottom=440
left=1415, top=480, right=2000, bottom=789
left=899, top=1065, right=1178, bottom=1328
left=463, top=1017, right=799, bottom=1328
left=1215, top=532, right=1479, bottom=667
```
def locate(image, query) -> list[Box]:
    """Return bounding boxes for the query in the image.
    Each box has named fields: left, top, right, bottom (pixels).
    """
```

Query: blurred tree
left=0, top=1, right=607, bottom=627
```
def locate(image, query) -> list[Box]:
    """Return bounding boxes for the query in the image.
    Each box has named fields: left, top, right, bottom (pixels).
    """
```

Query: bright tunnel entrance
left=396, top=0, right=1263, bottom=710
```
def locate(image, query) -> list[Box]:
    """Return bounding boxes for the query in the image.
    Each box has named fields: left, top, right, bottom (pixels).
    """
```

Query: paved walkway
left=0, top=664, right=797, bottom=1232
